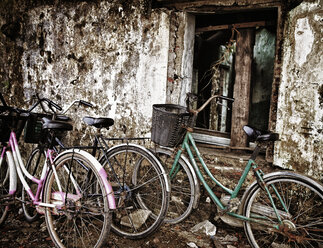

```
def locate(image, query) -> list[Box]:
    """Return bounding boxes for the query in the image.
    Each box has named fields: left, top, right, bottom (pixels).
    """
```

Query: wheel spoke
left=103, top=144, right=169, bottom=239
left=44, top=151, right=110, bottom=248
left=243, top=174, right=323, bottom=248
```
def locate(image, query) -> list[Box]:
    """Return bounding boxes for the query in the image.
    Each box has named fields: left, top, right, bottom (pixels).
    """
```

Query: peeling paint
left=0, top=1, right=171, bottom=140
left=294, top=18, right=314, bottom=66
left=1, top=0, right=322, bottom=180
left=275, top=0, right=323, bottom=179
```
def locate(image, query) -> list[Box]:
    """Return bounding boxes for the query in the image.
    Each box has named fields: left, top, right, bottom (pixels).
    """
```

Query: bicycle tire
left=153, top=147, right=198, bottom=224
left=242, top=171, right=323, bottom=248
left=44, top=150, right=111, bottom=248
left=21, top=146, right=45, bottom=222
left=0, top=155, right=9, bottom=226
left=101, top=144, right=169, bottom=239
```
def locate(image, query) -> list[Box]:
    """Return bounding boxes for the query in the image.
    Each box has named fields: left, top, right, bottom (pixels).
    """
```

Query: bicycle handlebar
left=30, top=94, right=94, bottom=115
left=61, top=99, right=94, bottom=114
left=27, top=94, right=62, bottom=114
left=0, top=92, right=33, bottom=115
left=0, top=92, right=94, bottom=124
left=186, top=93, right=234, bottom=115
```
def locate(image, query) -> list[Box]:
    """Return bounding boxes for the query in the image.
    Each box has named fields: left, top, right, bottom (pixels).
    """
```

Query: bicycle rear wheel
left=0, top=155, right=9, bottom=226
left=22, top=146, right=45, bottom=222
left=44, top=150, right=111, bottom=248
left=101, top=144, right=169, bottom=239
left=153, top=147, right=198, bottom=224
left=242, top=172, right=323, bottom=248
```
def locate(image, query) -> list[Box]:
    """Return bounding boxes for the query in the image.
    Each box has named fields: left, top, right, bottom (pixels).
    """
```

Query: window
left=192, top=9, right=277, bottom=148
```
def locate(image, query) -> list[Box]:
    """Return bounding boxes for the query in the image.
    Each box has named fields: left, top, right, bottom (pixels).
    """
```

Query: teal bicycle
left=151, top=94, right=323, bottom=248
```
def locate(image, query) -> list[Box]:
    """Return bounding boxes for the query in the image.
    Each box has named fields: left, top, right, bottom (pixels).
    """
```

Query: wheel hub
left=115, top=184, right=132, bottom=208
left=282, top=220, right=296, bottom=232
left=279, top=219, right=308, bottom=244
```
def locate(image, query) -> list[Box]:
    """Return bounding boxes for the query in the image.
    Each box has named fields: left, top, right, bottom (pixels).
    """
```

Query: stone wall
left=274, top=0, right=322, bottom=179
left=0, top=0, right=176, bottom=142
left=1, top=0, right=322, bottom=179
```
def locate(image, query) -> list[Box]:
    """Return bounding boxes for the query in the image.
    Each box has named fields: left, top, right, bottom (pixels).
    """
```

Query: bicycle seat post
left=82, top=116, right=115, bottom=157
left=91, top=132, right=100, bottom=157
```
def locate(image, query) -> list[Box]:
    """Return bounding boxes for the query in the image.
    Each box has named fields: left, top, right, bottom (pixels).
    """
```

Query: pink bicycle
left=0, top=93, right=116, bottom=248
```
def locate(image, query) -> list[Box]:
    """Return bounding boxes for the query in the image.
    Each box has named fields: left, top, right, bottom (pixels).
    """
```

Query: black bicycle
left=21, top=94, right=170, bottom=239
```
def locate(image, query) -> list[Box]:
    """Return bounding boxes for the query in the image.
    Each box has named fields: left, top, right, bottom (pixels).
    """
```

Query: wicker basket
left=24, top=113, right=52, bottom=144
left=0, top=113, right=28, bottom=142
left=151, top=104, right=193, bottom=147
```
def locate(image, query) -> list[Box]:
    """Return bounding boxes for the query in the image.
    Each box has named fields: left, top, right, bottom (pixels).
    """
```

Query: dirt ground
left=0, top=200, right=251, bottom=248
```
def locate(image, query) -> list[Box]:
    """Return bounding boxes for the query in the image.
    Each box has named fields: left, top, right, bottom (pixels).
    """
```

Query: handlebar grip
left=79, top=100, right=94, bottom=108
left=48, top=99, right=62, bottom=111
left=218, top=96, right=234, bottom=102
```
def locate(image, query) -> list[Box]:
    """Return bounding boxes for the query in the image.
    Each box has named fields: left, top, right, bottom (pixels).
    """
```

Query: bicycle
left=22, top=95, right=170, bottom=239
left=151, top=93, right=323, bottom=248
left=0, top=93, right=116, bottom=248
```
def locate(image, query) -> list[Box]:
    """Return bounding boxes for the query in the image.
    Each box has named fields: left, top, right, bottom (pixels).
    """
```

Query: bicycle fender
left=155, top=147, right=200, bottom=209
left=6, top=151, right=17, bottom=195
left=107, top=143, right=171, bottom=193
left=55, top=149, right=116, bottom=210
left=240, top=171, right=323, bottom=214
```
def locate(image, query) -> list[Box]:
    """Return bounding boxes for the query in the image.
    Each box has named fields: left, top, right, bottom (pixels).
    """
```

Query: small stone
left=187, top=242, right=198, bottom=248
left=191, top=220, right=217, bottom=236
left=120, top=209, right=151, bottom=229
left=223, top=234, right=238, bottom=242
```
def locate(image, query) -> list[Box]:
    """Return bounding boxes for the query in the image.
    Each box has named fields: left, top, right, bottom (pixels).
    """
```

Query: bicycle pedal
left=227, top=198, right=240, bottom=213
left=218, top=195, right=241, bottom=215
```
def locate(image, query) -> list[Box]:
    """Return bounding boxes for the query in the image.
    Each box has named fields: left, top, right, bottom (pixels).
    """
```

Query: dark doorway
left=192, top=8, right=277, bottom=147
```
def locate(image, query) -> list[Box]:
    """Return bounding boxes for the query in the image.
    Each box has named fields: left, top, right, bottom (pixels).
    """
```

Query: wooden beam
left=196, top=21, right=268, bottom=34
left=230, top=28, right=255, bottom=147
left=152, top=0, right=283, bottom=10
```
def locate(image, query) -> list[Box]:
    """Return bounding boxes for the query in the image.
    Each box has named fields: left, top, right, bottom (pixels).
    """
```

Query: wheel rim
left=105, top=147, right=167, bottom=238
left=44, top=153, right=110, bottom=247
left=244, top=177, right=323, bottom=248
left=157, top=151, right=195, bottom=224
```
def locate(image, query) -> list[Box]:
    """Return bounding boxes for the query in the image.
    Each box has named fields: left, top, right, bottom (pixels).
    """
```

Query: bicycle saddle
left=83, top=116, right=114, bottom=129
left=243, top=125, right=279, bottom=142
left=42, top=117, right=73, bottom=131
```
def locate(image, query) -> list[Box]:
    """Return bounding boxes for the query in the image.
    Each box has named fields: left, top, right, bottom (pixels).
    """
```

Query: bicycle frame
left=1, top=130, right=116, bottom=210
left=1, top=131, right=57, bottom=209
left=54, top=133, right=171, bottom=194
left=170, top=131, right=288, bottom=228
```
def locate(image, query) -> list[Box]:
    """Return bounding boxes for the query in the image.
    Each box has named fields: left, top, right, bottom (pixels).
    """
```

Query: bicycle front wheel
left=102, top=144, right=169, bottom=239
left=153, top=147, right=198, bottom=224
left=44, top=150, right=111, bottom=248
left=242, top=172, right=323, bottom=248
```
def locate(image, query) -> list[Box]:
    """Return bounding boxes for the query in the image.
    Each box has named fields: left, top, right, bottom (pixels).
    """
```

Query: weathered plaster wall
left=165, top=11, right=194, bottom=106
left=0, top=0, right=172, bottom=142
left=2, top=0, right=322, bottom=179
left=274, top=0, right=323, bottom=179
